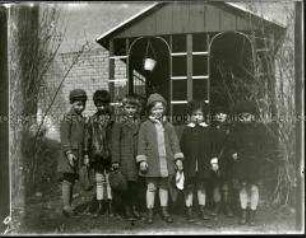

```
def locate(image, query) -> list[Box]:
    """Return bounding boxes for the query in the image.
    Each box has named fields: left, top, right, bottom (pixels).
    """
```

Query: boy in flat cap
left=58, top=89, right=88, bottom=217
left=85, top=89, right=114, bottom=217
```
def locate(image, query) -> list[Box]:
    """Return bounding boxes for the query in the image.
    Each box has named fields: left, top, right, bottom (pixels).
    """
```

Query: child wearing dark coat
left=180, top=100, right=210, bottom=222
left=85, top=89, right=114, bottom=217
left=111, top=95, right=142, bottom=220
left=58, top=89, right=88, bottom=217
left=136, top=93, right=184, bottom=224
left=229, top=101, right=269, bottom=225
left=208, top=106, right=234, bottom=218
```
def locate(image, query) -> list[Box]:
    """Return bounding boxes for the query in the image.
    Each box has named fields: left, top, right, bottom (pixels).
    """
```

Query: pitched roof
left=96, top=1, right=287, bottom=46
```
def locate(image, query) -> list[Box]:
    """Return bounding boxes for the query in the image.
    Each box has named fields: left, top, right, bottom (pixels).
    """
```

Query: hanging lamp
left=144, top=39, right=157, bottom=72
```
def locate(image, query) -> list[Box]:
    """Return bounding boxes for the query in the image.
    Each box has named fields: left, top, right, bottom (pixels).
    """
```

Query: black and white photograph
left=0, top=0, right=304, bottom=235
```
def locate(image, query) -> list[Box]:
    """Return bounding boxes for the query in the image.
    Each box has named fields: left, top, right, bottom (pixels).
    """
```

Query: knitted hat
left=93, top=89, right=111, bottom=105
left=233, top=101, right=258, bottom=115
left=109, top=170, right=127, bottom=192
left=69, top=89, right=87, bottom=104
left=146, top=93, right=167, bottom=107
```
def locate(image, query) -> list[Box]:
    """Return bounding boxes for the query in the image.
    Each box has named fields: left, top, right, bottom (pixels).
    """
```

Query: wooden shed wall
left=115, top=2, right=254, bottom=39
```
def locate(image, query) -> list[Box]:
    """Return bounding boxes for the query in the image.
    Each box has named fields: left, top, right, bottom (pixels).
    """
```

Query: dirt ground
left=15, top=183, right=299, bottom=235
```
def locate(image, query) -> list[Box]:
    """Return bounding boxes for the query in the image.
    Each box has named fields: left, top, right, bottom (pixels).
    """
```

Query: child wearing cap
left=180, top=100, right=211, bottom=222
left=229, top=101, right=269, bottom=225
left=111, top=95, right=142, bottom=220
left=85, top=89, right=114, bottom=217
left=58, top=89, right=88, bottom=217
left=208, top=107, right=234, bottom=219
left=136, top=93, right=184, bottom=224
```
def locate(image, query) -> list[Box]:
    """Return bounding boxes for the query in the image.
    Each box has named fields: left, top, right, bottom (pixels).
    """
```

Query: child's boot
left=211, top=202, right=221, bottom=216
left=132, top=205, right=141, bottom=219
left=147, top=208, right=154, bottom=224
left=62, top=181, right=75, bottom=217
left=107, top=199, right=114, bottom=218
left=239, top=209, right=247, bottom=225
left=186, top=206, right=194, bottom=222
left=225, top=204, right=234, bottom=217
left=93, top=200, right=104, bottom=217
left=161, top=206, right=173, bottom=223
left=199, top=205, right=210, bottom=220
left=248, top=209, right=256, bottom=226
left=125, top=205, right=133, bottom=220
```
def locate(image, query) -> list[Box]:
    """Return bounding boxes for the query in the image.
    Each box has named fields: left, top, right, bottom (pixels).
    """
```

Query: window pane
left=109, top=80, right=127, bottom=103
left=193, top=33, right=208, bottom=52
left=171, top=104, right=188, bottom=125
left=193, top=55, right=208, bottom=76
left=193, top=78, right=208, bottom=101
left=172, top=80, right=187, bottom=100
left=113, top=38, right=126, bottom=55
left=172, top=34, right=186, bottom=52
left=133, top=70, right=146, bottom=98
left=172, top=56, right=187, bottom=76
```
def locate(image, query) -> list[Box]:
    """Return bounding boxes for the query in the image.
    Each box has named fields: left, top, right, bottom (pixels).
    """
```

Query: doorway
left=209, top=32, right=254, bottom=112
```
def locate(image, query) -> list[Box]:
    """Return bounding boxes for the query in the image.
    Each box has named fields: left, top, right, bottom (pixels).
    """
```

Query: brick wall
left=39, top=46, right=127, bottom=141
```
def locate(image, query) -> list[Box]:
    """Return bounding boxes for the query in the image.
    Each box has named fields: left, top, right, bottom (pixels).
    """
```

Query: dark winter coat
left=112, top=117, right=141, bottom=181
left=208, top=122, right=234, bottom=181
left=58, top=109, right=87, bottom=174
left=85, top=112, right=113, bottom=172
left=136, top=118, right=184, bottom=178
left=180, top=122, right=211, bottom=181
left=229, top=122, right=269, bottom=183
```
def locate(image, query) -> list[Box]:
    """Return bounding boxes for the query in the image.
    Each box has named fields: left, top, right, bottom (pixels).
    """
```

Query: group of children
left=58, top=88, right=270, bottom=226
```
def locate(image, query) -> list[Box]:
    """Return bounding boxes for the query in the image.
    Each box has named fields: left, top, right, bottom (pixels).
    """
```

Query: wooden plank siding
left=115, top=2, right=256, bottom=39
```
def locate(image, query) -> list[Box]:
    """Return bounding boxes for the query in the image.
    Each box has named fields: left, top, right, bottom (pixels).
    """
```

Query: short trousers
left=146, top=177, right=170, bottom=191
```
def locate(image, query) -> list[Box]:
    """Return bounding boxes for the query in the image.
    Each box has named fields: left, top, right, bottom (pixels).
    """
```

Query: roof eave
left=96, top=2, right=163, bottom=47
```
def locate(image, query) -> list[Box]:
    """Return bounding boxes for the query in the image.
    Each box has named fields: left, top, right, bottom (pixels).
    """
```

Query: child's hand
left=232, top=153, right=238, bottom=160
left=84, top=155, right=89, bottom=167
left=175, top=160, right=183, bottom=171
left=210, top=157, right=219, bottom=171
left=112, top=163, right=120, bottom=170
left=139, top=161, right=148, bottom=174
left=67, top=153, right=76, bottom=167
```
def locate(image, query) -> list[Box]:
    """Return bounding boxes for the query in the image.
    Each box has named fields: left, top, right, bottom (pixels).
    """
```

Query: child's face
left=191, top=109, right=204, bottom=123
left=215, top=113, right=227, bottom=123
left=150, top=102, right=165, bottom=119
left=95, top=101, right=109, bottom=114
left=239, top=112, right=253, bottom=122
left=72, top=101, right=85, bottom=114
left=124, top=103, right=138, bottom=118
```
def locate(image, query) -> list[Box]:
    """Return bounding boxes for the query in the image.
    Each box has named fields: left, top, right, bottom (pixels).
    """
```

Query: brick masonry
left=39, top=47, right=127, bottom=141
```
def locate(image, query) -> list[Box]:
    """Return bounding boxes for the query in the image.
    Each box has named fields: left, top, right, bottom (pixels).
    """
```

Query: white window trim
left=192, top=75, right=209, bottom=79
left=192, top=51, right=209, bottom=56
left=171, top=100, right=188, bottom=104
left=171, top=76, right=188, bottom=80
left=171, top=52, right=187, bottom=56
left=109, top=55, right=128, bottom=60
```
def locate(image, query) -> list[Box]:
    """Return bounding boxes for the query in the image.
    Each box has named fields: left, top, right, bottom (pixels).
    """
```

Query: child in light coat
left=136, top=93, right=184, bottom=224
